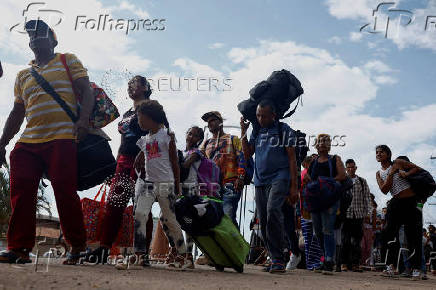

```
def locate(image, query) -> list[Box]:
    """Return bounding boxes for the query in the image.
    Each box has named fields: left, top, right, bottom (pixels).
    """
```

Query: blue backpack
left=302, top=156, right=342, bottom=213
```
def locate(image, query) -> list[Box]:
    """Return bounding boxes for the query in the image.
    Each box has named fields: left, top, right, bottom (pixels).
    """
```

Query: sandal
left=0, top=250, right=32, bottom=264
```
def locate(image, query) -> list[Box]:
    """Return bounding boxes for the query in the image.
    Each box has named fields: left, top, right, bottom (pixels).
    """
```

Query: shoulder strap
left=60, top=54, right=80, bottom=99
left=358, top=176, right=364, bottom=189
left=29, top=67, right=78, bottom=123
left=327, top=155, right=334, bottom=178
left=309, top=157, right=318, bottom=180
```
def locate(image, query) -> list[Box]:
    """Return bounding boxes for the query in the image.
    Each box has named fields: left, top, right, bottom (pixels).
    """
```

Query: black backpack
left=406, top=169, right=436, bottom=203
left=277, top=123, right=309, bottom=168
left=175, top=195, right=224, bottom=235
left=237, top=69, right=304, bottom=125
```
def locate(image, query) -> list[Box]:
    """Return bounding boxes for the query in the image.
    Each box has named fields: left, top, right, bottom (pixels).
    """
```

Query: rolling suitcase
left=192, top=215, right=249, bottom=273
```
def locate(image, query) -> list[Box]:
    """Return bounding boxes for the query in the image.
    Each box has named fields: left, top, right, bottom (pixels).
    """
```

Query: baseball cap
left=25, top=19, right=57, bottom=42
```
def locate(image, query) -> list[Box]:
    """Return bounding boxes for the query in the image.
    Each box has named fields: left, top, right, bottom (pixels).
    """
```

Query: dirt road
left=0, top=262, right=435, bottom=290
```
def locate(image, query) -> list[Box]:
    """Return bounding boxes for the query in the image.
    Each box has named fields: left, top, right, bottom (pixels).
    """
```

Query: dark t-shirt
left=308, top=155, right=338, bottom=179
left=118, top=108, right=148, bottom=157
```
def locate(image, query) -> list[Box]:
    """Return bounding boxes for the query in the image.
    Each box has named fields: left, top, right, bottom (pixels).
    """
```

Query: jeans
left=222, top=183, right=242, bottom=226
left=311, top=201, right=339, bottom=263
left=255, top=179, right=289, bottom=261
left=134, top=181, right=186, bottom=254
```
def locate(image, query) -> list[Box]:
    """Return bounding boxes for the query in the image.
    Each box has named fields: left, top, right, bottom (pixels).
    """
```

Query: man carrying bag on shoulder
left=0, top=20, right=94, bottom=265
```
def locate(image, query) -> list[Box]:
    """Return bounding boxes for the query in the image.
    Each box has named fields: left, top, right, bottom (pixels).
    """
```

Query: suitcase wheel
left=234, top=265, right=244, bottom=273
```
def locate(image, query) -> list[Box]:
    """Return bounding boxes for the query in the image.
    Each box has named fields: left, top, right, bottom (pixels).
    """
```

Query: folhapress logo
left=74, top=15, right=166, bottom=35
left=9, top=2, right=63, bottom=36
left=10, top=2, right=166, bottom=36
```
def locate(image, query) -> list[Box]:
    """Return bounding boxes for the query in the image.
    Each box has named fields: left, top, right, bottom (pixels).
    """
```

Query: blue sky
left=1, top=0, right=435, bottom=226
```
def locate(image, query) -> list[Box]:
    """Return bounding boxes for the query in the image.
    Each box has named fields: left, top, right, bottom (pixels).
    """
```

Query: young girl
left=181, top=126, right=204, bottom=196
left=178, top=126, right=205, bottom=267
left=133, top=100, right=189, bottom=269
left=375, top=145, right=423, bottom=279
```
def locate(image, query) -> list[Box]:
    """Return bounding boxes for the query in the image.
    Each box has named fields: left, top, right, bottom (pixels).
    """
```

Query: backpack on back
left=190, top=149, right=221, bottom=197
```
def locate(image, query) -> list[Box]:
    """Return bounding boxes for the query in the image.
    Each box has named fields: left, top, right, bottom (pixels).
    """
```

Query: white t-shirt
left=136, top=127, right=174, bottom=183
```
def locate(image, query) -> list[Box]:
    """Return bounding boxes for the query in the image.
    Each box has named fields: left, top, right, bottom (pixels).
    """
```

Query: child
left=179, top=126, right=205, bottom=267
left=133, top=100, right=189, bottom=269
left=181, top=126, right=204, bottom=196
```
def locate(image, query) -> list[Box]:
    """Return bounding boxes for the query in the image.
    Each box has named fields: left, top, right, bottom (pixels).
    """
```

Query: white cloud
left=363, top=60, right=398, bottom=84
left=208, top=42, right=225, bottom=49
left=328, top=36, right=343, bottom=44
left=325, top=0, right=382, bottom=21
left=110, top=0, right=150, bottom=18
left=2, top=0, right=151, bottom=71
left=349, top=31, right=363, bottom=42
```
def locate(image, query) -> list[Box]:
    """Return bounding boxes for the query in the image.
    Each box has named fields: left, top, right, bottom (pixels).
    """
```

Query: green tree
left=0, top=164, right=52, bottom=236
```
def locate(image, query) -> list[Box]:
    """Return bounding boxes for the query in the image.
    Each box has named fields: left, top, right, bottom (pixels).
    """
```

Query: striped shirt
left=14, top=53, right=88, bottom=143
left=378, top=166, right=411, bottom=196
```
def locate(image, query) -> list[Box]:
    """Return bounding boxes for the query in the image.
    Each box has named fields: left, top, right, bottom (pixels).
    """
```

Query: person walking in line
left=302, top=134, right=347, bottom=274
left=0, top=20, right=92, bottom=264
left=200, top=111, right=246, bottom=226
left=376, top=145, right=423, bottom=280
left=86, top=76, right=154, bottom=264
left=340, top=159, right=371, bottom=272
left=299, top=156, right=323, bottom=271
left=240, top=99, right=299, bottom=274
left=128, top=100, right=189, bottom=269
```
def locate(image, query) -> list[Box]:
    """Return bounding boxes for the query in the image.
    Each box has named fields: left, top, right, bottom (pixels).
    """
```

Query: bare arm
left=334, top=155, right=346, bottom=182
left=376, top=170, right=394, bottom=194
left=0, top=102, right=25, bottom=165
left=286, top=146, right=298, bottom=204
left=72, top=77, right=95, bottom=141
left=168, top=134, right=181, bottom=195
left=240, top=117, right=254, bottom=160
left=395, top=158, right=421, bottom=178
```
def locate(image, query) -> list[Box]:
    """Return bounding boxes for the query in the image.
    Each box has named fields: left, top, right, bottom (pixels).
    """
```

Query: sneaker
left=382, top=265, right=395, bottom=277
left=412, top=269, right=422, bottom=281
left=313, top=263, right=324, bottom=273
left=286, top=253, right=301, bottom=271
left=400, top=268, right=412, bottom=278
left=269, top=260, right=286, bottom=274
left=341, top=264, right=348, bottom=272
left=422, top=273, right=428, bottom=280
left=322, top=261, right=334, bottom=275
